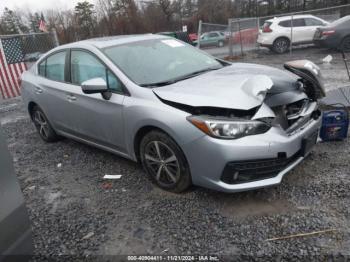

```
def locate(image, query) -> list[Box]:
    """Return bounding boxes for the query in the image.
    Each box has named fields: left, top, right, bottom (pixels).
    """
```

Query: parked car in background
left=0, top=125, right=34, bottom=260
left=158, top=31, right=194, bottom=45
left=257, top=14, right=329, bottom=53
left=23, top=52, right=43, bottom=62
left=313, top=15, right=350, bottom=52
left=188, top=33, right=198, bottom=42
left=22, top=35, right=324, bottom=193
left=194, top=31, right=227, bottom=48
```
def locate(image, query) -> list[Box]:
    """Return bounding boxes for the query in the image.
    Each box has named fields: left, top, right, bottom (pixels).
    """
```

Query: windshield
left=103, top=38, right=223, bottom=86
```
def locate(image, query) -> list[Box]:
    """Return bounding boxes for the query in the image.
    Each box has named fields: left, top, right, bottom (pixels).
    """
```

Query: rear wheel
left=140, top=131, right=192, bottom=193
left=340, top=36, right=350, bottom=52
left=31, top=106, right=60, bottom=142
left=272, top=37, right=290, bottom=54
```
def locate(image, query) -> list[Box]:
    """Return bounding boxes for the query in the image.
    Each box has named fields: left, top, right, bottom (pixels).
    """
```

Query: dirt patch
left=218, top=197, right=294, bottom=220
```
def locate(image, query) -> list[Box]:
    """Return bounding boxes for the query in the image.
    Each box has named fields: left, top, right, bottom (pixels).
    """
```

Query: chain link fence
left=196, top=22, right=230, bottom=58
left=0, top=31, right=59, bottom=100
left=228, top=18, right=260, bottom=57
left=0, top=31, right=59, bottom=63
left=197, top=4, right=350, bottom=59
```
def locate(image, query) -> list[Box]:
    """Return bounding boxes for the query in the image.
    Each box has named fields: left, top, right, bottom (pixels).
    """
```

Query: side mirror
left=81, top=78, right=108, bottom=94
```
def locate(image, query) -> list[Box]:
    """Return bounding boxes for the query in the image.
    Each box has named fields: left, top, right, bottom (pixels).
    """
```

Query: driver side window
left=71, top=50, right=123, bottom=93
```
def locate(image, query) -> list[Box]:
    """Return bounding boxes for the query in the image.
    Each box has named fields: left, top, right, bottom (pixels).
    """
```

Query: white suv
left=257, top=15, right=329, bottom=53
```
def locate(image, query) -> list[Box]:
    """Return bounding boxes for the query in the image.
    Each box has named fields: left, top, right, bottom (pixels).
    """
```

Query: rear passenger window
left=293, top=19, right=306, bottom=27
left=279, top=20, right=292, bottom=27
left=279, top=19, right=305, bottom=27
left=305, top=18, right=324, bottom=26
left=46, top=51, right=66, bottom=82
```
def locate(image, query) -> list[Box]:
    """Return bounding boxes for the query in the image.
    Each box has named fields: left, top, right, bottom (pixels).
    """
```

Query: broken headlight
left=187, top=116, right=271, bottom=139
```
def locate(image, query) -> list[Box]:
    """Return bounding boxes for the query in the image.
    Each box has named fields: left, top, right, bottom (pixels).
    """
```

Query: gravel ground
left=1, top=47, right=350, bottom=261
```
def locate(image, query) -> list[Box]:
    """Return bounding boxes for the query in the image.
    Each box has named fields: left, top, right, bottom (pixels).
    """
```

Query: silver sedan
left=21, top=34, right=324, bottom=193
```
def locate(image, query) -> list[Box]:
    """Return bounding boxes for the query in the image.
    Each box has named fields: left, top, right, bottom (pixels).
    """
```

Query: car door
left=61, top=49, right=127, bottom=153
left=304, top=17, right=328, bottom=42
left=207, top=32, right=220, bottom=46
left=199, top=33, right=210, bottom=47
left=35, top=50, right=74, bottom=132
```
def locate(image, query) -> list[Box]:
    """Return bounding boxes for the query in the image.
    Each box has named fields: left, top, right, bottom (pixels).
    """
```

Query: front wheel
left=218, top=40, right=224, bottom=48
left=272, top=38, right=290, bottom=54
left=140, top=131, right=192, bottom=193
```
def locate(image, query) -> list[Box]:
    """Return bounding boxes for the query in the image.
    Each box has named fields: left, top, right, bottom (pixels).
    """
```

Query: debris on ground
left=322, top=55, right=333, bottom=64
left=82, top=232, right=95, bottom=240
left=103, top=174, right=122, bottom=180
left=266, top=229, right=337, bottom=241
left=101, top=182, right=113, bottom=190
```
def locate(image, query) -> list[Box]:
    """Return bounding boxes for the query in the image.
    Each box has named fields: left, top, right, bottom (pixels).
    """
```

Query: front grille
left=221, top=152, right=300, bottom=184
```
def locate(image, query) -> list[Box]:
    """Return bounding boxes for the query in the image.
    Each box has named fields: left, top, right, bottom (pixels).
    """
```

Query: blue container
left=320, top=109, right=349, bottom=141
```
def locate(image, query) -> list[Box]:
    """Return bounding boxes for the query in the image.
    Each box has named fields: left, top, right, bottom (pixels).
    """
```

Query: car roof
left=267, top=14, right=318, bottom=22
left=329, top=15, right=350, bottom=26
left=57, top=34, right=168, bottom=50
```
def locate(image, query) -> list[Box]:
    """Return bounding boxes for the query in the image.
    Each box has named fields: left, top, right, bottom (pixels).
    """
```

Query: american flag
left=39, top=20, right=47, bottom=32
left=0, top=37, right=27, bottom=99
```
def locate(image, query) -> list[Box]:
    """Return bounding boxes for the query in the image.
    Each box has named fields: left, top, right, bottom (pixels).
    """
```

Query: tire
left=272, top=37, right=290, bottom=54
left=140, top=131, right=192, bottom=193
left=218, top=40, right=224, bottom=48
left=340, top=36, right=350, bottom=52
left=31, top=106, right=60, bottom=143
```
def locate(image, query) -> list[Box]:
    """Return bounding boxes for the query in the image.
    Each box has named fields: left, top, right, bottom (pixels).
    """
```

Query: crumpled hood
left=153, top=63, right=299, bottom=110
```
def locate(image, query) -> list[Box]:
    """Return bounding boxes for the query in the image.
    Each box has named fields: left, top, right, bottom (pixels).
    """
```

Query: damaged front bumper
left=182, top=113, right=321, bottom=193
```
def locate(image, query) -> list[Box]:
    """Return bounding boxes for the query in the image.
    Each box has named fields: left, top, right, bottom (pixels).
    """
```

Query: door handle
left=35, top=87, right=43, bottom=94
left=66, top=94, right=77, bottom=102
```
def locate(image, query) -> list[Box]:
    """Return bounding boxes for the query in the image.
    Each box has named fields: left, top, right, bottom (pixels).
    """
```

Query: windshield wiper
left=140, top=67, right=222, bottom=88
left=140, top=79, right=178, bottom=88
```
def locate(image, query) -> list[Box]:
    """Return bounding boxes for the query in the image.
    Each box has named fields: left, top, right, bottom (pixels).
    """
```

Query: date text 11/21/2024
left=127, top=255, right=220, bottom=261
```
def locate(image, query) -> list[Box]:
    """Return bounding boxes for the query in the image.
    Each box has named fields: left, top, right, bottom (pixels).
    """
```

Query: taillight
left=262, top=26, right=272, bottom=33
left=322, top=30, right=336, bottom=36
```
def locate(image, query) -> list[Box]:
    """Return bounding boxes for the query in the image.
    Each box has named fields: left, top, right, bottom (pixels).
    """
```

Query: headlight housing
left=187, top=115, right=271, bottom=139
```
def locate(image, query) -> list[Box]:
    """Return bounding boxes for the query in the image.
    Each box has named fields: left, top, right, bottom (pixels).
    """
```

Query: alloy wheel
left=275, top=39, right=289, bottom=53
left=144, top=141, right=180, bottom=187
left=33, top=110, right=49, bottom=139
